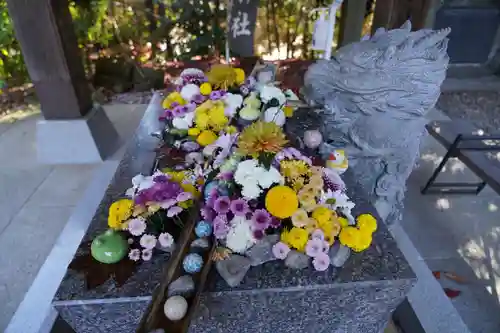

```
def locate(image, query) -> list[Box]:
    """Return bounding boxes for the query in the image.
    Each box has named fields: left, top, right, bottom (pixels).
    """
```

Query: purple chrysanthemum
left=251, top=209, right=272, bottom=230
left=192, top=94, right=207, bottom=104
left=172, top=105, right=186, bottom=117
left=312, top=252, right=330, bottom=271
left=270, top=217, right=281, bottom=228
left=272, top=242, right=290, bottom=260
left=170, top=101, right=180, bottom=108
left=253, top=229, right=265, bottom=240
left=163, top=109, right=173, bottom=119
left=305, top=238, right=324, bottom=258
left=153, top=174, right=169, bottom=183
left=209, top=90, right=225, bottom=100
left=213, top=215, right=229, bottom=239
left=213, top=196, right=231, bottom=214
left=167, top=205, right=183, bottom=217
left=200, top=206, right=216, bottom=222
left=230, top=199, right=249, bottom=217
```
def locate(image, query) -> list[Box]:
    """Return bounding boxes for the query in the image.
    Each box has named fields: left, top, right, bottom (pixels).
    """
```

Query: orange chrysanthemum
left=237, top=121, right=288, bottom=157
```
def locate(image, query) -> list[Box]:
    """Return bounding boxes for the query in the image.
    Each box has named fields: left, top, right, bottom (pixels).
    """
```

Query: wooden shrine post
left=6, top=0, right=119, bottom=163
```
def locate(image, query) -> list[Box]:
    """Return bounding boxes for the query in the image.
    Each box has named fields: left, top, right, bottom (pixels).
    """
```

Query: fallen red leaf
left=432, top=271, right=441, bottom=279
left=444, top=288, right=461, bottom=299
left=444, top=271, right=468, bottom=284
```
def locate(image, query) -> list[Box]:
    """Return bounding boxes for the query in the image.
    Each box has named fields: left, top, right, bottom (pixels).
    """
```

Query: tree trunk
left=270, top=1, right=280, bottom=54
left=265, top=0, right=272, bottom=51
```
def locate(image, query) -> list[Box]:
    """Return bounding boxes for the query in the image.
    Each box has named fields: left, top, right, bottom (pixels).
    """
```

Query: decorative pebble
left=167, top=275, right=195, bottom=298
left=195, top=221, right=212, bottom=238
left=303, top=130, right=323, bottom=149
left=163, top=296, right=188, bottom=321
left=183, top=253, right=203, bottom=273
left=190, top=238, right=210, bottom=250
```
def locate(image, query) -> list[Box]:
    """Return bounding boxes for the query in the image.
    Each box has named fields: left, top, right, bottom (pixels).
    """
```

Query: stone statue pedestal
left=52, top=94, right=415, bottom=332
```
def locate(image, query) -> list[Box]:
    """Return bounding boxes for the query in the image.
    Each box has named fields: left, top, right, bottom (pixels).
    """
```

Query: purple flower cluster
left=134, top=178, right=182, bottom=206
left=209, top=90, right=226, bottom=100
left=192, top=94, right=207, bottom=105
left=162, top=102, right=196, bottom=120
left=180, top=74, right=207, bottom=86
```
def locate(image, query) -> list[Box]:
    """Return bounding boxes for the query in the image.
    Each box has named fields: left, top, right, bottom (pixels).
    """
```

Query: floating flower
left=213, top=196, right=231, bottom=214
left=158, top=232, right=174, bottom=248
left=167, top=206, right=183, bottom=217
left=251, top=209, right=272, bottom=230
left=128, top=249, right=141, bottom=261
left=265, top=186, right=298, bottom=219
left=272, top=242, right=290, bottom=259
left=357, top=214, right=377, bottom=233
left=237, top=121, right=288, bottom=157
left=140, top=234, right=157, bottom=249
left=312, top=252, right=330, bottom=271
left=142, top=249, right=153, bottom=261
left=291, top=209, right=309, bottom=227
left=230, top=199, right=249, bottom=216
left=127, top=217, right=147, bottom=236
left=305, top=238, right=324, bottom=257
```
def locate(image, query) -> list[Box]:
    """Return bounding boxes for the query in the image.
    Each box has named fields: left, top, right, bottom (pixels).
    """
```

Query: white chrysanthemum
left=128, top=218, right=147, bottom=236
left=257, top=166, right=283, bottom=188
left=172, top=111, right=194, bottom=130
left=126, top=174, right=154, bottom=197
left=180, top=84, right=200, bottom=102
left=223, top=93, right=243, bottom=117
left=241, top=183, right=262, bottom=199
left=259, top=85, right=286, bottom=105
left=225, top=217, right=256, bottom=254
left=263, top=107, right=286, bottom=126
left=234, top=160, right=259, bottom=184
left=158, top=232, right=174, bottom=248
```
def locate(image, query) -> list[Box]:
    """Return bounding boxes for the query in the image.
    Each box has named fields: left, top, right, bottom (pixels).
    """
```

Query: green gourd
left=91, top=229, right=128, bottom=264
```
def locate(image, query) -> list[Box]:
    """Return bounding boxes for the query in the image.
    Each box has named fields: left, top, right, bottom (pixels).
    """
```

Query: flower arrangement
left=92, top=64, right=378, bottom=285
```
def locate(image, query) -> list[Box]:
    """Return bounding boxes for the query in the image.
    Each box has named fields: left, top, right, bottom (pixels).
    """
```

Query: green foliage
left=0, top=1, right=29, bottom=84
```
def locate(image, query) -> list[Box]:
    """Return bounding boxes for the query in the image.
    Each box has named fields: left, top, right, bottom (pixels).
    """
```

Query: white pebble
left=164, top=295, right=188, bottom=321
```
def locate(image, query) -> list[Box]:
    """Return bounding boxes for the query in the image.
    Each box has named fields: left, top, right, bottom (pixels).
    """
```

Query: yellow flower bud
left=197, top=130, right=218, bottom=146
left=199, top=82, right=212, bottom=96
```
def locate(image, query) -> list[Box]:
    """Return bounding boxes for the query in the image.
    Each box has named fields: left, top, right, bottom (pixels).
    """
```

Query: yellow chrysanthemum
left=197, top=130, right=218, bottom=146
left=280, top=160, right=311, bottom=183
left=312, top=206, right=333, bottom=224
left=199, top=82, right=212, bottom=95
left=188, top=128, right=201, bottom=136
left=319, top=218, right=341, bottom=237
left=234, top=68, right=246, bottom=84
left=195, top=112, right=210, bottom=130
left=352, top=232, right=373, bottom=252
left=108, top=199, right=133, bottom=229
left=265, top=185, right=298, bottom=219
left=207, top=64, right=237, bottom=90
left=338, top=226, right=359, bottom=249
left=162, top=92, right=186, bottom=109
left=338, top=217, right=349, bottom=228
left=357, top=214, right=377, bottom=234
left=237, top=121, right=288, bottom=157
left=287, top=227, right=309, bottom=252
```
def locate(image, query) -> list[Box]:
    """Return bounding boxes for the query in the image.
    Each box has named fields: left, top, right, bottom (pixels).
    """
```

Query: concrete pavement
left=0, top=103, right=146, bottom=331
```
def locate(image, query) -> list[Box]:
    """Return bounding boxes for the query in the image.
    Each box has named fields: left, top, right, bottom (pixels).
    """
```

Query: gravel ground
left=437, top=91, right=500, bottom=134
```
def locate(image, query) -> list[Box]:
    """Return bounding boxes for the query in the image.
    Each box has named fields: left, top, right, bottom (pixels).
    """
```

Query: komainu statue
left=302, top=21, right=450, bottom=224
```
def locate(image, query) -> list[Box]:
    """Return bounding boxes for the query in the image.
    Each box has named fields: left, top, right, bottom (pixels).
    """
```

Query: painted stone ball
left=195, top=221, right=212, bottom=238
left=164, top=296, right=188, bottom=321
left=183, top=253, right=203, bottom=274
